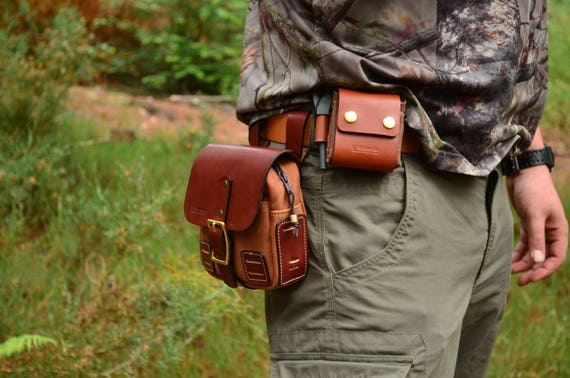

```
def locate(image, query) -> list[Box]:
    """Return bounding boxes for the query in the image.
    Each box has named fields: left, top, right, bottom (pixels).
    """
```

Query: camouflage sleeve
left=510, top=0, right=548, bottom=151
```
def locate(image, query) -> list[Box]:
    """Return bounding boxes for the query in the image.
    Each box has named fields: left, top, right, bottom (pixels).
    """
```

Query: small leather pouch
left=184, top=144, right=308, bottom=290
left=327, top=88, right=406, bottom=172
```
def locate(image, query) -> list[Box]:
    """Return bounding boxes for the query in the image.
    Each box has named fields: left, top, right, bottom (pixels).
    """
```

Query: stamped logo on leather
left=352, top=144, right=380, bottom=154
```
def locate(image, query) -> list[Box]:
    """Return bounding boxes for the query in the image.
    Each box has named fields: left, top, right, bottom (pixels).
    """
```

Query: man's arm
left=506, top=127, right=568, bottom=286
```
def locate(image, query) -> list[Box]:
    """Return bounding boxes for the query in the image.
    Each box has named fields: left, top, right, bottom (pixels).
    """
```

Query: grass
left=487, top=3, right=570, bottom=375
left=1, top=1, right=569, bottom=376
left=0, top=113, right=269, bottom=376
left=488, top=178, right=570, bottom=377
left=490, top=267, right=570, bottom=377
left=543, top=0, right=570, bottom=132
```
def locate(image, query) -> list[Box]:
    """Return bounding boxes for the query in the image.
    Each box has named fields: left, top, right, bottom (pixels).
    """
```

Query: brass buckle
left=207, top=219, right=231, bottom=266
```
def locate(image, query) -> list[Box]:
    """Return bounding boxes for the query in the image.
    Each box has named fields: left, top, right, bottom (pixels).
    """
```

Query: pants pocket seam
left=334, top=157, right=419, bottom=278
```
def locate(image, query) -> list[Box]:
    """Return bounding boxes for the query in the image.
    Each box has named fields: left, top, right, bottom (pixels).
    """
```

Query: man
left=237, top=1, right=568, bottom=377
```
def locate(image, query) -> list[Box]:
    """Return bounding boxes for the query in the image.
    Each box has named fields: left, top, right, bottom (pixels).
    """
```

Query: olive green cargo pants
left=265, top=150, right=513, bottom=377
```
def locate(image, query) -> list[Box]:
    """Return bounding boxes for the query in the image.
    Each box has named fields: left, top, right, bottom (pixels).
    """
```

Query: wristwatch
left=500, top=145, right=555, bottom=176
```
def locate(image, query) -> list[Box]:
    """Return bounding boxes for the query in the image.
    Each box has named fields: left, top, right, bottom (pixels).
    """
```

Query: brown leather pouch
left=184, top=144, right=308, bottom=290
left=327, top=88, right=406, bottom=172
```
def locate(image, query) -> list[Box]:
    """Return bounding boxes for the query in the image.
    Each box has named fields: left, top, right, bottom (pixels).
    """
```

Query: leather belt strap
left=206, top=174, right=238, bottom=288
left=254, top=111, right=422, bottom=154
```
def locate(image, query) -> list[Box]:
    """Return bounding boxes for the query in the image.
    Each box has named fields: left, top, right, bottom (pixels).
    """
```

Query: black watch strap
left=500, top=145, right=555, bottom=176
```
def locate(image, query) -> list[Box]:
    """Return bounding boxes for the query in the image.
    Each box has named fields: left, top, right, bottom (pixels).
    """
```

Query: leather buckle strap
left=207, top=219, right=230, bottom=265
left=206, top=221, right=237, bottom=287
left=256, top=112, right=422, bottom=155
left=206, top=174, right=237, bottom=287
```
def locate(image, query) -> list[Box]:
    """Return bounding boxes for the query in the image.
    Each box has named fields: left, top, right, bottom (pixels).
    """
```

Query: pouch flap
left=336, top=88, right=403, bottom=138
left=184, top=144, right=297, bottom=231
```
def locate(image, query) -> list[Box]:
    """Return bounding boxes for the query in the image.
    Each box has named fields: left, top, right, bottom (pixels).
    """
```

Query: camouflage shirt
left=236, top=0, right=548, bottom=175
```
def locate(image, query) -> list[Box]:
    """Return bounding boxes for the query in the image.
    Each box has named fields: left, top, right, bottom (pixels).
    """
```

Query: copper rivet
left=344, top=110, right=358, bottom=124
left=218, top=209, right=224, bottom=218
left=383, top=116, right=396, bottom=129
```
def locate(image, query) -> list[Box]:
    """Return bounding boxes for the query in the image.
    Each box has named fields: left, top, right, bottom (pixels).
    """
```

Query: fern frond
left=0, top=334, right=57, bottom=359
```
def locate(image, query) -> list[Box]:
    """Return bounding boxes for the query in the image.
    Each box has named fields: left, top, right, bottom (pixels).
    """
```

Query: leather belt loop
left=314, top=115, right=330, bottom=143
left=285, top=111, right=309, bottom=155
left=249, top=123, right=260, bottom=146
left=313, top=91, right=333, bottom=169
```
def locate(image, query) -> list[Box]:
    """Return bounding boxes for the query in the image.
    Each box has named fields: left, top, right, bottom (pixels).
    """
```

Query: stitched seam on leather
left=277, top=215, right=309, bottom=286
left=271, top=203, right=303, bottom=217
left=241, top=251, right=269, bottom=283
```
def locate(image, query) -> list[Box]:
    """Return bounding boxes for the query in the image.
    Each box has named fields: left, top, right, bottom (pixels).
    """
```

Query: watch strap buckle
left=500, top=154, right=520, bottom=175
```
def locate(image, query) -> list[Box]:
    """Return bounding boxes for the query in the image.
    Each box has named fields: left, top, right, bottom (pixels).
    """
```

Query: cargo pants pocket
left=272, top=357, right=412, bottom=377
left=269, top=330, right=426, bottom=377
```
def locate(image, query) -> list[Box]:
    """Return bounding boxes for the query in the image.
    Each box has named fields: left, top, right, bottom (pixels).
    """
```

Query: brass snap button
left=344, top=111, right=358, bottom=124
left=383, top=116, right=396, bottom=129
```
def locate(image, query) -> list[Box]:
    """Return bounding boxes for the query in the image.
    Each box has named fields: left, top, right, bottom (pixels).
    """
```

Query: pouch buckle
left=207, top=219, right=231, bottom=266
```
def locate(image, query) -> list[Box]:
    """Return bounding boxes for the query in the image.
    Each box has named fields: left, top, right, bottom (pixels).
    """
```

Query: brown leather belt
left=250, top=111, right=422, bottom=155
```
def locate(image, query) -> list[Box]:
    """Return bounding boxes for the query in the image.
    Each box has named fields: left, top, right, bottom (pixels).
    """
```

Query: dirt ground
left=67, top=86, right=249, bottom=144
left=67, top=86, right=570, bottom=185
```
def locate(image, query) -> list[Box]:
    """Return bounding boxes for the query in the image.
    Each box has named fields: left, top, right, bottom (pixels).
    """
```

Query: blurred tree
left=2, top=0, right=247, bottom=95
left=94, top=0, right=248, bottom=94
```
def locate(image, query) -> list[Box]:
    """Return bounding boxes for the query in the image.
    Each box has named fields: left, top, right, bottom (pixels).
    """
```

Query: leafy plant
left=137, top=0, right=246, bottom=94
left=0, top=4, right=96, bottom=146
left=0, top=335, right=57, bottom=359
left=92, top=0, right=247, bottom=94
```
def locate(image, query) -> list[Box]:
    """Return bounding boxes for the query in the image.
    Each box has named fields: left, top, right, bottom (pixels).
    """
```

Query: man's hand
left=506, top=165, right=568, bottom=286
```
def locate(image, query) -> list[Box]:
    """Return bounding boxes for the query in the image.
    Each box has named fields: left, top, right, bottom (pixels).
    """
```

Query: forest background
left=0, top=0, right=569, bottom=376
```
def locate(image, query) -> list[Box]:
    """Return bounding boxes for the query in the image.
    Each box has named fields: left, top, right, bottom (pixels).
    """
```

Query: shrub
left=0, top=4, right=97, bottom=231
left=0, top=142, right=75, bottom=234
left=93, top=0, right=247, bottom=95
left=136, top=0, right=247, bottom=94
left=0, top=4, right=96, bottom=146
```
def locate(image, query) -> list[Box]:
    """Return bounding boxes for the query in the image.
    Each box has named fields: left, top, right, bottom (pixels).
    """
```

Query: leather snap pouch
left=184, top=144, right=308, bottom=290
left=327, top=88, right=406, bottom=172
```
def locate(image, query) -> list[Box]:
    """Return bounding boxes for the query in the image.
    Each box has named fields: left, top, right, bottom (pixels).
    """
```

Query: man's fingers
left=517, top=239, right=567, bottom=285
left=530, top=249, right=545, bottom=262
left=524, top=217, right=547, bottom=264
left=511, top=253, right=534, bottom=274
left=518, top=261, right=558, bottom=285
left=511, top=230, right=532, bottom=273
left=512, top=234, right=527, bottom=264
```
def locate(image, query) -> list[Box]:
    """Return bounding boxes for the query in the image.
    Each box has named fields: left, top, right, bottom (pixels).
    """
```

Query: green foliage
left=0, top=141, right=75, bottom=233
left=0, top=110, right=267, bottom=375
left=93, top=0, right=247, bottom=95
left=542, top=0, right=570, bottom=131
left=0, top=335, right=57, bottom=359
left=0, top=0, right=568, bottom=376
left=0, top=0, right=247, bottom=96
left=136, top=0, right=246, bottom=95
left=0, top=3, right=105, bottom=232
left=0, top=4, right=96, bottom=146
